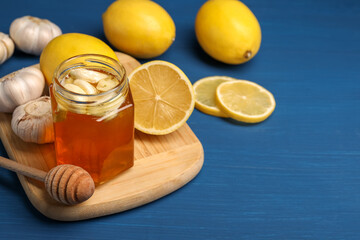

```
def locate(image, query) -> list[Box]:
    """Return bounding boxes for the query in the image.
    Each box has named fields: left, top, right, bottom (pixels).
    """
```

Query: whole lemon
left=40, top=33, right=118, bottom=85
left=102, top=0, right=175, bottom=59
left=195, top=0, right=261, bottom=64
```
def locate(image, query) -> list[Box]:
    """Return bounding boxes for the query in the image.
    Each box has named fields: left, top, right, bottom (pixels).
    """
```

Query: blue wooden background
left=0, top=0, right=359, bottom=239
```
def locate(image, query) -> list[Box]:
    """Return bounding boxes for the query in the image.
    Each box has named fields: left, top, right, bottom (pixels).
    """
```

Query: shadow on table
left=12, top=48, right=37, bottom=59
left=186, top=28, right=258, bottom=71
left=219, top=112, right=276, bottom=126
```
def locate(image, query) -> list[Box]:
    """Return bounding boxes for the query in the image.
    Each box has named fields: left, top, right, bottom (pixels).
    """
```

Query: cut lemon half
left=193, top=76, right=237, bottom=117
left=216, top=80, right=275, bottom=123
left=129, top=60, right=195, bottom=135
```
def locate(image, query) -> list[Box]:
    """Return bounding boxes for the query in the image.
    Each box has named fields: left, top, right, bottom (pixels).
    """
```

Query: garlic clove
left=73, top=79, right=98, bottom=95
left=69, top=68, right=108, bottom=84
left=9, top=16, right=62, bottom=55
left=63, top=83, right=86, bottom=94
left=90, top=95, right=126, bottom=121
left=56, top=97, right=87, bottom=115
left=96, top=77, right=119, bottom=92
left=62, top=84, right=88, bottom=112
left=60, top=77, right=74, bottom=85
left=0, top=32, right=15, bottom=64
left=11, top=96, right=54, bottom=144
left=0, top=66, right=45, bottom=112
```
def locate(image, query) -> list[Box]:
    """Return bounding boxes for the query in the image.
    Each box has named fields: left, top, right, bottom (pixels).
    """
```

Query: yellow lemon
left=103, top=0, right=175, bottom=59
left=216, top=80, right=275, bottom=123
left=193, top=76, right=237, bottom=117
left=128, top=61, right=194, bottom=135
left=195, top=0, right=261, bottom=64
left=40, top=33, right=118, bottom=85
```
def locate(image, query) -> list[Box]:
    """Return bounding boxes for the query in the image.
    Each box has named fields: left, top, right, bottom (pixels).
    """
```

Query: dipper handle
left=0, top=156, right=95, bottom=205
left=0, top=156, right=47, bottom=181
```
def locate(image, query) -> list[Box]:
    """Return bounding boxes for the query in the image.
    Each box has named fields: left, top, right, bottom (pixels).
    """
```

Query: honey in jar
left=50, top=54, right=134, bottom=185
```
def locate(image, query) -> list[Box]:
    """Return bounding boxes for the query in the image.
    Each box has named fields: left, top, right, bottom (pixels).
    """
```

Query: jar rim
left=53, top=54, right=127, bottom=98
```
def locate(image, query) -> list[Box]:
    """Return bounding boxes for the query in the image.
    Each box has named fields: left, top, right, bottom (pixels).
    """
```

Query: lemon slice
left=216, top=80, right=275, bottom=123
left=193, top=76, right=237, bottom=117
left=129, top=60, right=195, bottom=135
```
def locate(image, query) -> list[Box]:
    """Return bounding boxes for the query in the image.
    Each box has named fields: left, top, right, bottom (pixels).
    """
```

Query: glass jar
left=50, top=54, right=134, bottom=185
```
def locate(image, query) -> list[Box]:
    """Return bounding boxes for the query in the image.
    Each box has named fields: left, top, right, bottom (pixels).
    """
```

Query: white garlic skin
left=0, top=66, right=45, bottom=112
left=0, top=32, right=15, bottom=64
left=10, top=16, right=62, bottom=55
left=11, top=96, right=54, bottom=144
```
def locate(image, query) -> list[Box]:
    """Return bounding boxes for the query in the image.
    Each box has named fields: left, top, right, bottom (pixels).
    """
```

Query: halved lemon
left=216, top=80, right=275, bottom=123
left=128, top=60, right=195, bottom=135
left=193, top=76, right=237, bottom=117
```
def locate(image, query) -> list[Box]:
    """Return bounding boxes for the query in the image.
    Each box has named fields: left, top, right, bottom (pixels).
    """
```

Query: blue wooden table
left=1, top=0, right=359, bottom=239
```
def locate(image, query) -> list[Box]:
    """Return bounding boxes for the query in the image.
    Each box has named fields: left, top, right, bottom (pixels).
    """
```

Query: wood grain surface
left=0, top=52, right=204, bottom=221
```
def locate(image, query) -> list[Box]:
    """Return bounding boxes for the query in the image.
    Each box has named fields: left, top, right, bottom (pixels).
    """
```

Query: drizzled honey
left=50, top=55, right=134, bottom=185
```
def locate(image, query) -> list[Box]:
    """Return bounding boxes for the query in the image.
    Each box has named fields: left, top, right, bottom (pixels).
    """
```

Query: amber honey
left=50, top=54, right=134, bottom=185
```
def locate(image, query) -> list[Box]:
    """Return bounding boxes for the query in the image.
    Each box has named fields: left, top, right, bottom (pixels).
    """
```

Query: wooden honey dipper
left=0, top=156, right=95, bottom=205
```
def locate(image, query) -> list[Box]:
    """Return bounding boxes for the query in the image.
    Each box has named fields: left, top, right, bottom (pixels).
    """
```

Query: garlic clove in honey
left=56, top=98, right=87, bottom=116
left=69, top=68, right=108, bottom=84
left=0, top=32, right=15, bottom=65
left=73, top=79, right=98, bottom=95
left=63, top=83, right=86, bottom=94
left=62, top=83, right=88, bottom=109
left=92, top=95, right=126, bottom=121
left=10, top=16, right=62, bottom=55
left=60, top=77, right=74, bottom=85
left=0, top=66, right=45, bottom=112
left=96, top=77, right=119, bottom=92
left=11, top=96, right=54, bottom=144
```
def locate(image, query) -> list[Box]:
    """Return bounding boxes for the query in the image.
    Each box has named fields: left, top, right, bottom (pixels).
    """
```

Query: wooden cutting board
left=0, top=52, right=204, bottom=221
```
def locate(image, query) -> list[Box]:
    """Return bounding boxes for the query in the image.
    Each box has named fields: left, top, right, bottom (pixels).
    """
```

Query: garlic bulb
left=10, top=16, right=62, bottom=55
left=0, top=66, right=45, bottom=112
left=0, top=32, right=15, bottom=64
left=11, top=96, right=54, bottom=144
